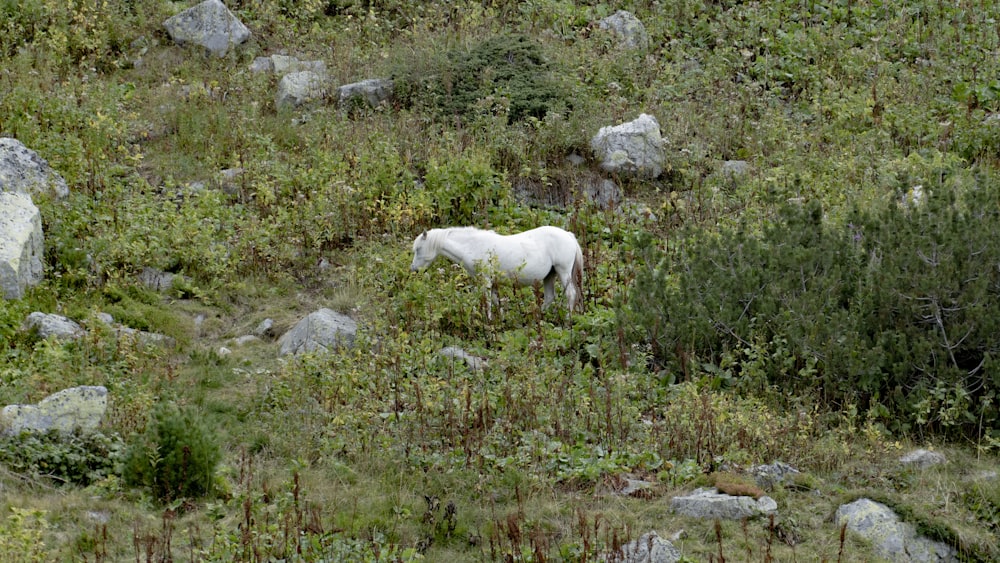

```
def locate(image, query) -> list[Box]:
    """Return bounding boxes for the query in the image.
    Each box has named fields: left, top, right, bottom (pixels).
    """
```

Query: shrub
left=123, top=403, right=221, bottom=503
left=628, top=174, right=1000, bottom=439
left=0, top=508, right=49, bottom=563
left=393, top=34, right=570, bottom=124
left=0, top=430, right=124, bottom=486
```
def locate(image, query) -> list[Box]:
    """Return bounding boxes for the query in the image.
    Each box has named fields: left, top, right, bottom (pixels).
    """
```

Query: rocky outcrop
left=278, top=308, right=358, bottom=356
left=597, top=11, right=649, bottom=51
left=591, top=114, right=666, bottom=179
left=22, top=312, right=85, bottom=340
left=0, top=192, right=44, bottom=299
left=337, top=78, right=394, bottom=109
left=1, top=386, right=108, bottom=436
left=899, top=449, right=947, bottom=469
left=438, top=346, right=486, bottom=371
left=276, top=71, right=327, bottom=109
left=163, top=0, right=251, bottom=58
left=670, top=487, right=777, bottom=520
left=20, top=311, right=173, bottom=347
left=614, top=531, right=681, bottom=563
left=835, top=498, right=956, bottom=562
left=0, top=138, right=69, bottom=198
left=750, top=461, right=801, bottom=489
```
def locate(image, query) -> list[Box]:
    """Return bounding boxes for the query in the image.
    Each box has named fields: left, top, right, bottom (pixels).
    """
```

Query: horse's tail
left=572, top=242, right=584, bottom=311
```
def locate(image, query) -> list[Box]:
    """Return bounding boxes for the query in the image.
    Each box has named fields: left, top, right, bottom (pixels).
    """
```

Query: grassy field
left=1, top=1, right=999, bottom=561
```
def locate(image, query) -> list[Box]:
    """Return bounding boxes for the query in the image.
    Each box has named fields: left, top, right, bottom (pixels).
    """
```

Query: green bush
left=628, top=175, right=1000, bottom=438
left=123, top=403, right=221, bottom=503
left=393, top=34, right=570, bottom=124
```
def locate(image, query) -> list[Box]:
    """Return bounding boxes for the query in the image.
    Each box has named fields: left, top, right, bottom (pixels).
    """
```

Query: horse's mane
left=427, top=226, right=496, bottom=250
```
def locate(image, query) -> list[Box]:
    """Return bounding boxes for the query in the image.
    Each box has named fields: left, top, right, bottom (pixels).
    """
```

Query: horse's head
left=410, top=230, right=436, bottom=271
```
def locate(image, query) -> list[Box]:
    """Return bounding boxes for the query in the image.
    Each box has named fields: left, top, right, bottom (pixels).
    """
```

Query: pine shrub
left=628, top=175, right=1000, bottom=439
left=123, top=403, right=221, bottom=503
left=392, top=34, right=569, bottom=124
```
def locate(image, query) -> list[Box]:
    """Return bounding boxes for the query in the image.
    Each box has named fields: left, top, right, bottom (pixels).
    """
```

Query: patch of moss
left=710, top=472, right=766, bottom=499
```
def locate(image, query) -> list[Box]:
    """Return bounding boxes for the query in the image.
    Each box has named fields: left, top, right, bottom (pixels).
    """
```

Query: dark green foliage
left=393, top=34, right=569, bottom=123
left=629, top=176, right=1000, bottom=438
left=123, top=403, right=221, bottom=503
left=0, top=430, right=125, bottom=486
left=965, top=479, right=1000, bottom=533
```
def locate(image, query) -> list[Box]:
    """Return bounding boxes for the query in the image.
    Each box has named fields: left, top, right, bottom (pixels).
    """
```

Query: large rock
left=670, top=487, right=778, bottom=520
left=278, top=308, right=357, bottom=356
left=835, top=498, right=956, bottom=562
left=590, top=114, right=666, bottom=179
left=899, top=449, right=947, bottom=469
left=22, top=312, right=84, bottom=340
left=276, top=71, right=328, bottom=109
left=597, top=10, right=649, bottom=50
left=163, top=0, right=251, bottom=58
left=0, top=192, right=44, bottom=299
left=438, top=346, right=486, bottom=371
left=1, top=386, right=108, bottom=436
left=337, top=78, right=394, bottom=109
left=750, top=461, right=801, bottom=489
left=614, top=531, right=681, bottom=563
left=0, top=138, right=69, bottom=198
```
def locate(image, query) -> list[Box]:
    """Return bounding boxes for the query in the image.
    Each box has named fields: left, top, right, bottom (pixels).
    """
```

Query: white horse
left=410, top=226, right=584, bottom=319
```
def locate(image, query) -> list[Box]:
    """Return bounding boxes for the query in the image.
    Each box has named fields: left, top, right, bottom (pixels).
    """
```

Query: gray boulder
left=750, top=461, right=801, bottom=489
left=900, top=449, right=947, bottom=469
left=278, top=308, right=357, bottom=356
left=22, top=312, right=84, bottom=340
left=591, top=114, right=666, bottom=179
left=337, top=78, right=394, bottom=109
left=670, top=487, right=777, bottom=520
left=618, top=476, right=654, bottom=497
left=1, top=386, right=108, bottom=436
left=0, top=138, right=69, bottom=198
left=835, top=498, right=956, bottom=562
left=163, top=0, right=251, bottom=58
left=438, top=346, right=486, bottom=371
left=584, top=177, right=623, bottom=209
left=254, top=318, right=276, bottom=338
left=613, top=531, right=681, bottom=563
left=721, top=160, right=751, bottom=180
left=597, top=10, right=649, bottom=50
left=0, top=192, right=44, bottom=299
left=115, top=326, right=176, bottom=348
left=139, top=267, right=177, bottom=292
left=276, top=71, right=327, bottom=109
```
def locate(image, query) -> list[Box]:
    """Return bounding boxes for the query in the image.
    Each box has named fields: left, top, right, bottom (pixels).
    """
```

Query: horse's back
left=519, top=226, right=578, bottom=246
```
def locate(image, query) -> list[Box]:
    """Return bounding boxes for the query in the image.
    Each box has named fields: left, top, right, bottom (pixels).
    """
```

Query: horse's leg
left=556, top=264, right=578, bottom=315
left=542, top=271, right=556, bottom=309
left=485, top=279, right=497, bottom=321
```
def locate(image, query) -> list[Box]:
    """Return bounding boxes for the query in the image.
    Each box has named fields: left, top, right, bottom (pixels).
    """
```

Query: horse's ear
left=420, top=231, right=427, bottom=240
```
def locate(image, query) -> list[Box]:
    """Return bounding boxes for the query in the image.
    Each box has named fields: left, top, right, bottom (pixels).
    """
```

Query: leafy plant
left=0, top=507, right=50, bottom=563
left=0, top=430, right=124, bottom=486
